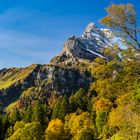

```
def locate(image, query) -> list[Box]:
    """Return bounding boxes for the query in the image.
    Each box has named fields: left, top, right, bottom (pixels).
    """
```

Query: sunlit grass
left=0, top=65, right=36, bottom=90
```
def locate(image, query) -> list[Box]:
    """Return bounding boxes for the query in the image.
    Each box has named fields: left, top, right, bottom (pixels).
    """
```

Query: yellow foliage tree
left=108, top=107, right=126, bottom=128
left=13, top=121, right=25, bottom=132
left=45, top=118, right=64, bottom=140
left=7, top=122, right=43, bottom=140
left=64, top=112, right=94, bottom=140
left=94, top=98, right=112, bottom=113
left=100, top=4, right=140, bottom=50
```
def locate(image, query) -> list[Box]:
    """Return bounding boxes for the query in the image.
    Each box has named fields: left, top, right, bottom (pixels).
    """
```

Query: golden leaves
left=94, top=98, right=112, bottom=113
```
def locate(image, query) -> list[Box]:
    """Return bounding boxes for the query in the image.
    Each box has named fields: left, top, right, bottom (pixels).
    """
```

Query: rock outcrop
left=51, top=22, right=124, bottom=64
left=0, top=22, right=124, bottom=109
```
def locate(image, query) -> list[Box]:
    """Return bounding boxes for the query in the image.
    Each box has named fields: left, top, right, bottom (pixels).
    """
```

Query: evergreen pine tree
left=52, top=96, right=68, bottom=120
left=24, top=105, right=32, bottom=122
left=32, top=101, right=44, bottom=123
left=10, top=109, right=20, bottom=124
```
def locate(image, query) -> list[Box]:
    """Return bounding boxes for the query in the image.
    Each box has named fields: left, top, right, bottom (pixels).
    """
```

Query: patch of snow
left=64, top=22, right=127, bottom=60
left=91, top=32, right=100, bottom=38
left=85, top=48, right=107, bottom=59
left=103, top=39, right=113, bottom=47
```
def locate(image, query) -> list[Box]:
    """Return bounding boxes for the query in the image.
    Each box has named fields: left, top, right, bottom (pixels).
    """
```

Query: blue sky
left=0, top=0, right=140, bottom=68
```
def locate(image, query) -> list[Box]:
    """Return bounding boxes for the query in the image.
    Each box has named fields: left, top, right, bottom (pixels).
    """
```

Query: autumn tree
left=13, top=121, right=25, bottom=132
left=45, top=118, right=64, bottom=140
left=94, top=98, right=112, bottom=113
left=7, top=122, right=43, bottom=140
left=64, top=112, right=94, bottom=140
left=101, top=4, right=140, bottom=50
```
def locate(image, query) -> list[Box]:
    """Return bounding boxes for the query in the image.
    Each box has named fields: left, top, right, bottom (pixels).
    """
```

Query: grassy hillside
left=0, top=65, right=36, bottom=90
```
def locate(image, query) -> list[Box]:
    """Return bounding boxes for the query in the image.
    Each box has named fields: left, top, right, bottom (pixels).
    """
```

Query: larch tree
left=100, top=4, right=140, bottom=50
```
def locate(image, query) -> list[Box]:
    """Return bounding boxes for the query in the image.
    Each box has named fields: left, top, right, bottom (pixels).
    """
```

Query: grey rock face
left=0, top=22, right=124, bottom=108
left=0, top=64, right=93, bottom=107
left=51, top=22, right=125, bottom=64
left=34, top=65, right=93, bottom=95
left=62, top=36, right=97, bottom=60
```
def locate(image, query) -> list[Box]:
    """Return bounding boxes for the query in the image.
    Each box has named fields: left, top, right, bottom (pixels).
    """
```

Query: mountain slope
left=0, top=22, right=123, bottom=109
left=0, top=63, right=93, bottom=109
left=1, top=22, right=139, bottom=140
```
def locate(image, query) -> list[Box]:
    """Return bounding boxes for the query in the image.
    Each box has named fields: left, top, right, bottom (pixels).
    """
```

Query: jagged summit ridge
left=82, top=22, right=98, bottom=38
left=51, top=22, right=125, bottom=64
left=81, top=22, right=115, bottom=48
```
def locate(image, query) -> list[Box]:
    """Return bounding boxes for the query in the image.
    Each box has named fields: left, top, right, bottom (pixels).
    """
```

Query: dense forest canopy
left=0, top=3, right=140, bottom=140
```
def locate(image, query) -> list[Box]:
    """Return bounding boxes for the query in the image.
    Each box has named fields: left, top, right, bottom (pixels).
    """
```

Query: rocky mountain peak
left=51, top=22, right=125, bottom=64
left=85, top=22, right=97, bottom=30
left=82, top=22, right=98, bottom=38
